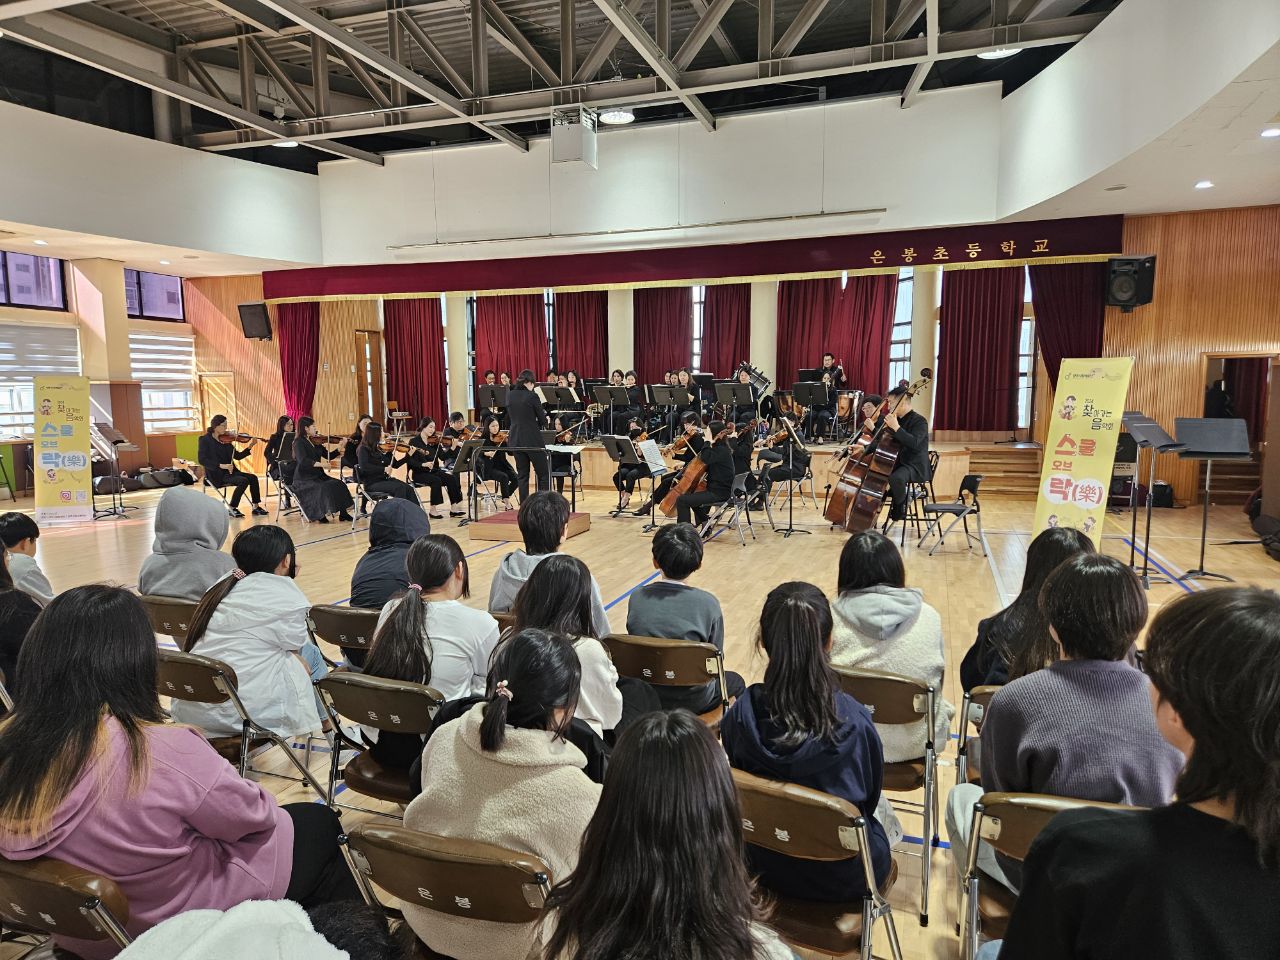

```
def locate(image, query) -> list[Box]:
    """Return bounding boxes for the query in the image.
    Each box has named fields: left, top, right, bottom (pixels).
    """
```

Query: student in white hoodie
left=0, top=512, right=54, bottom=605
left=169, top=525, right=325, bottom=739
left=138, top=487, right=238, bottom=601
left=488, top=492, right=608, bottom=637
left=829, top=530, right=954, bottom=763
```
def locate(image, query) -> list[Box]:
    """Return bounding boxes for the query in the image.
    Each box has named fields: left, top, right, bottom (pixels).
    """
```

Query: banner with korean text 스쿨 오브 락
left=1032, top=357, right=1134, bottom=547
left=33, top=375, right=94, bottom=524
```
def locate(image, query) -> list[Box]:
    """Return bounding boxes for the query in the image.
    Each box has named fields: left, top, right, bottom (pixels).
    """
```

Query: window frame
left=0, top=250, right=68, bottom=313
left=128, top=329, right=198, bottom=433
left=691, top=284, right=706, bottom=373
left=124, top=268, right=185, bottom=322
left=887, top=268, right=914, bottom=388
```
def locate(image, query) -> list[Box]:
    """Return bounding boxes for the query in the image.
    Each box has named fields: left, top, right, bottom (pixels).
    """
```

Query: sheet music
left=638, top=439, right=669, bottom=477
left=547, top=444, right=586, bottom=454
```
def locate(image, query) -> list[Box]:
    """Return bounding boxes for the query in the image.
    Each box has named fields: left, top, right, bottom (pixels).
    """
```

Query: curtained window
left=935, top=266, right=1025, bottom=432
left=473, top=293, right=552, bottom=390
left=633, top=287, right=692, bottom=385
left=384, top=297, right=448, bottom=425
left=553, top=290, right=608, bottom=378
left=776, top=278, right=840, bottom=393
left=699, top=283, right=751, bottom=378
left=775, top=274, right=898, bottom=394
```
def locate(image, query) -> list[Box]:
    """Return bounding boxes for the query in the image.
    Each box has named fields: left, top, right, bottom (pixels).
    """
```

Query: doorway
left=198, top=373, right=237, bottom=428
left=354, top=331, right=384, bottom=425
left=1202, top=352, right=1275, bottom=505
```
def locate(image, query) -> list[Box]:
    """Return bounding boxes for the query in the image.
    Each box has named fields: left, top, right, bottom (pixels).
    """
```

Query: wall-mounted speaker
left=1105, top=255, right=1156, bottom=312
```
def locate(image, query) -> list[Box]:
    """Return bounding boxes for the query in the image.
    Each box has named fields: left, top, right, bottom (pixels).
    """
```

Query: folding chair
left=342, top=824, right=551, bottom=949
left=602, top=633, right=731, bottom=729
left=882, top=480, right=931, bottom=548
left=960, top=793, right=1138, bottom=960
left=918, top=474, right=987, bottom=557
left=201, top=475, right=232, bottom=514
left=138, top=594, right=200, bottom=648
left=350, top=482, right=392, bottom=532
left=307, top=604, right=382, bottom=667
left=699, top=472, right=756, bottom=545
left=0, top=856, right=133, bottom=953
left=926, top=450, right=940, bottom=503
left=386, top=401, right=413, bottom=439
left=732, top=770, right=903, bottom=960
left=493, top=611, right=516, bottom=636
left=767, top=464, right=819, bottom=512
left=156, top=648, right=327, bottom=800
left=956, top=685, right=1003, bottom=788
left=317, top=672, right=443, bottom=812
left=833, top=665, right=942, bottom=926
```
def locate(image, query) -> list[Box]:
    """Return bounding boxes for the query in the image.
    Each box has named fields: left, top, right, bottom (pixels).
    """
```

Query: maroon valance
left=263, top=216, right=1122, bottom=302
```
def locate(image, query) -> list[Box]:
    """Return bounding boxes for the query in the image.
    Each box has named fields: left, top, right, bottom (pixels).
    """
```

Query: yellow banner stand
left=1032, top=357, right=1134, bottom=546
left=33, top=375, right=94, bottom=524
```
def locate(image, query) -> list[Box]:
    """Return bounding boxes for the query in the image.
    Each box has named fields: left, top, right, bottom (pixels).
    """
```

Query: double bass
left=823, top=369, right=932, bottom=533
left=660, top=424, right=733, bottom=517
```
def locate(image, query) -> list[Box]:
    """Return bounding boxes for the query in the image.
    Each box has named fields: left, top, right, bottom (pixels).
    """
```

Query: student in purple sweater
left=946, top=554, right=1183, bottom=894
left=0, top=586, right=359, bottom=959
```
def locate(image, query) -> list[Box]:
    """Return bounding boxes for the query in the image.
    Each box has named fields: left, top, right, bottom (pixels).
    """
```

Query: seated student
left=402, top=629, right=600, bottom=960
left=758, top=415, right=811, bottom=500
left=0, top=550, right=41, bottom=703
left=197, top=415, right=268, bottom=518
left=138, top=486, right=238, bottom=602
left=349, top=498, right=431, bottom=612
left=292, top=418, right=355, bottom=523
left=830, top=530, right=954, bottom=763
left=991, top=587, right=1280, bottom=960
left=355, top=423, right=418, bottom=505
left=721, top=581, right=894, bottom=901
left=624, top=522, right=745, bottom=713
left=548, top=414, right=576, bottom=495
left=947, top=553, right=1183, bottom=895
left=541, top=710, right=795, bottom=960
left=363, top=534, right=499, bottom=767
left=0, top=586, right=359, bottom=959
left=960, top=527, right=1094, bottom=691
left=633, top=411, right=704, bottom=515
left=0, top=511, right=54, bottom=605
left=169, top=526, right=326, bottom=740
left=488, top=491, right=608, bottom=636
left=341, top=414, right=373, bottom=474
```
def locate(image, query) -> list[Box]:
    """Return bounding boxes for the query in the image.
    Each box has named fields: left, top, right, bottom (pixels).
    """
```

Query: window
left=0, top=322, right=81, bottom=436
left=129, top=331, right=196, bottom=431
left=465, top=296, right=477, bottom=410
left=691, top=285, right=706, bottom=372
left=544, top=289, right=556, bottom=374
left=1017, top=316, right=1036, bottom=431
left=124, top=269, right=184, bottom=321
left=888, top=268, right=914, bottom=388
left=0, top=251, right=66, bottom=310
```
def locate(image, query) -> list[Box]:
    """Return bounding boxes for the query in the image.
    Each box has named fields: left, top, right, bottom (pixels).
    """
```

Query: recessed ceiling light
left=599, top=107, right=636, bottom=125
left=274, top=140, right=300, bottom=148
left=1262, top=128, right=1280, bottom=138
left=1104, top=184, right=1128, bottom=192
left=159, top=260, right=171, bottom=265
left=1194, top=180, right=1214, bottom=189
left=977, top=47, right=1020, bottom=60
left=32, top=239, right=48, bottom=246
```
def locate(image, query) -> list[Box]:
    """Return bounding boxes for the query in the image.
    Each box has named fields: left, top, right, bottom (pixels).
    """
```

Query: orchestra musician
left=482, top=370, right=497, bottom=386
left=803, top=370, right=838, bottom=444
left=292, top=417, right=354, bottom=523
left=408, top=417, right=465, bottom=518
left=499, top=371, right=513, bottom=388
left=633, top=412, right=704, bottom=515
left=730, top=367, right=760, bottom=423
left=477, top=417, right=517, bottom=508
left=198, top=415, right=267, bottom=518
left=611, top=418, right=651, bottom=510
left=847, top=383, right=930, bottom=523
left=341, top=414, right=373, bottom=472
left=664, top=368, right=699, bottom=437
left=264, top=415, right=296, bottom=509
left=549, top=415, right=575, bottom=495
left=758, top=415, right=811, bottom=500
left=819, top=351, right=845, bottom=389
left=356, top=423, right=418, bottom=505
left=506, top=369, right=550, bottom=501
left=675, top=420, right=735, bottom=527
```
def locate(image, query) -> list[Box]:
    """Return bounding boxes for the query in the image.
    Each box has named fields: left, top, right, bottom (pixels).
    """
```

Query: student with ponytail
left=169, top=525, right=325, bottom=739
left=402, top=629, right=599, bottom=960
left=721, top=581, right=895, bottom=900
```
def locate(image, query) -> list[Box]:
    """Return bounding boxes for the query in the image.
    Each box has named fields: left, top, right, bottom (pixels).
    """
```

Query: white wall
left=0, top=99, right=322, bottom=265
left=318, top=84, right=1002, bottom=264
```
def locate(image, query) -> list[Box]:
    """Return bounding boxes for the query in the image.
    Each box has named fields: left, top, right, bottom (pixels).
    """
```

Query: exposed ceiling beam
left=772, top=0, right=832, bottom=59
left=481, top=0, right=559, bottom=86
left=672, top=0, right=735, bottom=71
left=399, top=10, right=472, bottom=97
left=756, top=0, right=772, bottom=61
left=182, top=51, right=233, bottom=103
left=899, top=0, right=936, bottom=106
left=65, top=5, right=173, bottom=50
left=469, top=0, right=487, bottom=97
left=0, top=0, right=84, bottom=19
left=311, top=35, right=330, bottom=115
left=560, top=0, right=575, bottom=81
left=250, top=0, right=527, bottom=149
left=900, top=60, right=929, bottom=106
left=656, top=0, right=670, bottom=56
left=4, top=20, right=383, bottom=164
left=1011, top=0, right=1087, bottom=22
left=180, top=0, right=457, bottom=51
left=572, top=0, right=645, bottom=84
left=589, top=0, right=716, bottom=131
left=887, top=0, right=925, bottom=41
left=201, top=0, right=290, bottom=36
left=387, top=8, right=407, bottom=107
left=248, top=34, right=314, bottom=114
left=336, top=47, right=394, bottom=108
left=688, top=0, right=741, bottom=64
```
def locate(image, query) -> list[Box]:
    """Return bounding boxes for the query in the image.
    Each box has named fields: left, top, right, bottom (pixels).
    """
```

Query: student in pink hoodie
left=0, top=585, right=359, bottom=959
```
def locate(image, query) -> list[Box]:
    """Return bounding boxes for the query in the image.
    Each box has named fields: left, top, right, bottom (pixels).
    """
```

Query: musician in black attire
left=819, top=351, right=845, bottom=389
left=355, top=423, right=418, bottom=508
left=730, top=367, right=761, bottom=424
left=803, top=370, right=838, bottom=443
left=477, top=416, right=518, bottom=506
left=292, top=417, right=354, bottom=523
left=851, top=383, right=929, bottom=523
left=634, top=412, right=704, bottom=515
left=759, top=419, right=811, bottom=499
left=548, top=415, right=576, bottom=496
left=675, top=421, right=734, bottom=527
left=341, top=414, right=373, bottom=473
left=611, top=418, right=651, bottom=509
left=506, top=369, right=550, bottom=501
left=264, top=414, right=297, bottom=506
left=197, top=415, right=266, bottom=518
left=408, top=418, right=465, bottom=518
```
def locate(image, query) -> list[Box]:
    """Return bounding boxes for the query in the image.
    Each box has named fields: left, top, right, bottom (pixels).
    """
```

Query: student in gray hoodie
left=488, top=492, right=609, bottom=637
left=0, top=513, right=54, bottom=606
left=138, top=488, right=238, bottom=602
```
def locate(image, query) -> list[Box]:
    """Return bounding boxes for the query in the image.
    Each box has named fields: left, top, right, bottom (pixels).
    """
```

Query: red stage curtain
left=834, top=273, right=899, bottom=397
left=633, top=287, right=692, bottom=384
left=384, top=298, right=447, bottom=424
left=699, top=283, right=751, bottom=378
left=1029, top=262, right=1106, bottom=388
left=776, top=278, right=840, bottom=392
left=1223, top=357, right=1270, bottom=445
left=474, top=294, right=550, bottom=384
left=553, top=290, right=608, bottom=378
left=275, top=301, right=319, bottom=424
left=935, top=267, right=1025, bottom=432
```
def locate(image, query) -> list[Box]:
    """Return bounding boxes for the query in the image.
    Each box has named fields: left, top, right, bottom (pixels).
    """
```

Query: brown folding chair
left=731, top=770, right=903, bottom=960
left=956, top=685, right=1003, bottom=787
left=0, top=856, right=132, bottom=952
left=156, top=647, right=327, bottom=800
left=316, top=672, right=444, bottom=812
left=492, top=611, right=516, bottom=637
left=308, top=604, right=382, bottom=665
left=601, top=633, right=731, bottom=727
left=342, top=823, right=551, bottom=951
left=960, top=792, right=1139, bottom=960
left=834, top=665, right=942, bottom=927
left=138, top=595, right=200, bottom=648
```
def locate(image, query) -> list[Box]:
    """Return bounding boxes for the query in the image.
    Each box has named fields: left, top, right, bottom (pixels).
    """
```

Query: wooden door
left=198, top=373, right=237, bottom=429
left=355, top=331, right=385, bottom=425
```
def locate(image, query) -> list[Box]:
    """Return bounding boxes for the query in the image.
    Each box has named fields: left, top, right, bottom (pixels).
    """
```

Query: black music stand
left=1173, top=417, right=1251, bottom=583
left=715, top=382, right=755, bottom=422
left=691, top=373, right=715, bottom=416
left=476, top=385, right=508, bottom=418
left=774, top=416, right=811, bottom=539
left=793, top=382, right=831, bottom=441
left=593, top=386, right=629, bottom=436
left=1121, top=412, right=1153, bottom=573
left=454, top=437, right=487, bottom=526
left=600, top=435, right=642, bottom=518
left=1125, top=417, right=1185, bottom=590
left=93, top=423, right=139, bottom=520
left=798, top=368, right=823, bottom=383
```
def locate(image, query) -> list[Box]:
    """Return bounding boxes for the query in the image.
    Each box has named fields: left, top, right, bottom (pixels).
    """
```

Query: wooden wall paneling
left=312, top=300, right=381, bottom=437
left=1102, top=206, right=1280, bottom=504
left=108, top=382, right=149, bottom=472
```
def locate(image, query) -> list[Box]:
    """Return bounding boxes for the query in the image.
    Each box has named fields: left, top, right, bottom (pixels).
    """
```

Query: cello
left=823, top=369, right=932, bottom=533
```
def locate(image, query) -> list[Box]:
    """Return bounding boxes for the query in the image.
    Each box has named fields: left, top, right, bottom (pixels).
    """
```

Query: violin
left=216, top=431, right=264, bottom=445
left=416, top=433, right=457, bottom=449
left=379, top=439, right=415, bottom=455
left=491, top=430, right=509, bottom=445
left=660, top=424, right=732, bottom=518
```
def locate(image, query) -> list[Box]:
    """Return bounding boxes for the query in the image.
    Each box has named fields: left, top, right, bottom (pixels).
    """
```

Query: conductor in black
left=506, top=369, right=550, bottom=502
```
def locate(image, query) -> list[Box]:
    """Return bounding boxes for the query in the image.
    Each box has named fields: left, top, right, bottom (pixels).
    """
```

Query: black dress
left=355, top=444, right=417, bottom=503
left=292, top=436, right=354, bottom=520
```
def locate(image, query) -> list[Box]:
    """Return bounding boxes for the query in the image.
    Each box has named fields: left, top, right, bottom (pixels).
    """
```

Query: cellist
left=846, top=384, right=929, bottom=523
left=633, top=412, right=703, bottom=516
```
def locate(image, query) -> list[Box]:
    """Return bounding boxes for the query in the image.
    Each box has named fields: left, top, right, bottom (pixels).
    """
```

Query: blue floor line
left=295, top=530, right=360, bottom=549
left=1120, top=537, right=1194, bottom=594
left=465, top=540, right=509, bottom=559
left=605, top=571, right=662, bottom=611
left=901, top=834, right=950, bottom=850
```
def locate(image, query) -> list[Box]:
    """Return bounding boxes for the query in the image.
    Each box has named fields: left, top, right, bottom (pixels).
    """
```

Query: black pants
left=414, top=469, right=463, bottom=507
left=362, top=477, right=418, bottom=504
left=886, top=465, right=923, bottom=521
left=282, top=803, right=362, bottom=906
left=655, top=670, right=748, bottom=714
left=478, top=458, right=518, bottom=499
left=676, top=489, right=726, bottom=526
left=612, top=465, right=650, bottom=495
left=805, top=408, right=834, bottom=440
left=763, top=464, right=806, bottom=494
left=218, top=471, right=260, bottom=508
left=513, top=450, right=549, bottom=502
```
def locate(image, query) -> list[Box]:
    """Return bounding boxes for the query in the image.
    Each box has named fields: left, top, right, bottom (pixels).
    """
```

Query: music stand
left=453, top=437, right=487, bottom=526
left=1125, top=417, right=1185, bottom=590
left=648, top=385, right=677, bottom=408
left=593, top=386, right=629, bottom=436
left=1173, top=417, right=1252, bottom=582
left=691, top=374, right=715, bottom=415
left=774, top=416, right=811, bottom=539
left=798, top=368, right=823, bottom=383
left=93, top=423, right=139, bottom=520
left=636, top=438, right=670, bottom=532
left=714, top=381, right=754, bottom=418
left=600, top=435, right=643, bottom=517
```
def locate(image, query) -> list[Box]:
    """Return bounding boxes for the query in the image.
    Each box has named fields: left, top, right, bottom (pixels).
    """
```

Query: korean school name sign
left=1032, top=357, right=1134, bottom=546
left=33, top=375, right=93, bottom=524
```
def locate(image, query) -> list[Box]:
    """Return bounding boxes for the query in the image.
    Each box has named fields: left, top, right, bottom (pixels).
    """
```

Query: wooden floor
left=4, top=483, right=1275, bottom=960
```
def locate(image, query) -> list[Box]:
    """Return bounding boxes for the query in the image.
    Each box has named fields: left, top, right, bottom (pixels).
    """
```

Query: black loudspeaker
left=1105, top=255, right=1156, bottom=312
left=237, top=302, right=273, bottom=340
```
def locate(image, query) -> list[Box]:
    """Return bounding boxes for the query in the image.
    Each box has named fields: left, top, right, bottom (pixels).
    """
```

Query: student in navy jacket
left=721, top=580, right=893, bottom=901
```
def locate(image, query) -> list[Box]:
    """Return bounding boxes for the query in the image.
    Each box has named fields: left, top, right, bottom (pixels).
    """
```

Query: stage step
left=966, top=445, right=1043, bottom=501
left=1201, top=456, right=1261, bottom=506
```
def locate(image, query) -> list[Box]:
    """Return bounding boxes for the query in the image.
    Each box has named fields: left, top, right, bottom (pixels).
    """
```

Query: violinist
left=477, top=416, right=518, bottom=508
left=758, top=414, right=811, bottom=501
left=819, top=351, right=845, bottom=389
left=611, top=417, right=651, bottom=510
left=847, top=383, right=929, bottom=523
left=549, top=415, right=575, bottom=496
left=408, top=417, right=465, bottom=519
left=803, top=370, right=838, bottom=444
left=264, top=414, right=297, bottom=508
left=356, top=423, right=418, bottom=505
left=342, top=414, right=373, bottom=472
left=292, top=417, right=354, bottom=523
left=633, top=412, right=704, bottom=516
left=675, top=420, right=735, bottom=527
left=729, top=420, right=757, bottom=485
left=197, top=415, right=266, bottom=518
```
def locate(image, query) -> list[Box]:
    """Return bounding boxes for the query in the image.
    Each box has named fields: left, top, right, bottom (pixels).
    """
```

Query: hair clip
left=408, top=583, right=423, bottom=592
left=232, top=568, right=247, bottom=580
left=494, top=680, right=514, bottom=701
